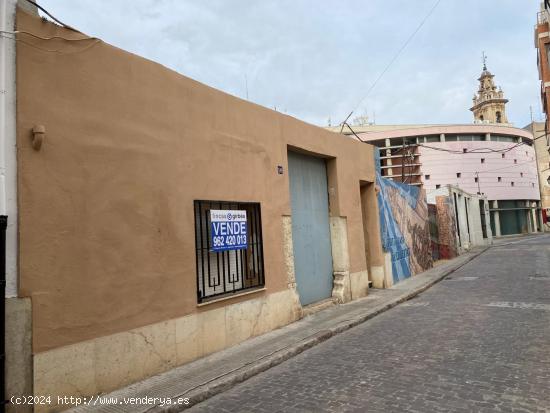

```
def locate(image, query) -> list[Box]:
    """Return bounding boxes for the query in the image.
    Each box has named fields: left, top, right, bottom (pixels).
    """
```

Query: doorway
left=288, top=151, right=334, bottom=306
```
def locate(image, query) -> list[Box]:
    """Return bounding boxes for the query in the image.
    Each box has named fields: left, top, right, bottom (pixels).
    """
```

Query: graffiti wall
left=376, top=150, right=433, bottom=283
left=432, top=195, right=459, bottom=259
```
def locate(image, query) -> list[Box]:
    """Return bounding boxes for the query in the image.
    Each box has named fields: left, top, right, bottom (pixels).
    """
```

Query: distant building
left=534, top=2, right=550, bottom=227
left=427, top=185, right=493, bottom=254
left=524, top=122, right=550, bottom=229
left=330, top=66, right=543, bottom=236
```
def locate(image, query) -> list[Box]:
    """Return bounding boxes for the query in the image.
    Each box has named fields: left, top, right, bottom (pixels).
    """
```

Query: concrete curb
left=151, top=247, right=489, bottom=412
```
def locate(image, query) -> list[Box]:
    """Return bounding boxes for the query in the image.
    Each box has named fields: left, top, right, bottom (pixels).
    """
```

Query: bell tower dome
left=470, top=55, right=509, bottom=124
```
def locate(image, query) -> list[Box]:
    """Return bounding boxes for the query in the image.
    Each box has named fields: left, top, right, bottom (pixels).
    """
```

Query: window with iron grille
left=194, top=200, right=265, bottom=303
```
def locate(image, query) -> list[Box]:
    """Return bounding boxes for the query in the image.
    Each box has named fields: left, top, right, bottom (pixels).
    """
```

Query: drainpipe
left=0, top=216, right=6, bottom=413
left=0, top=1, right=17, bottom=411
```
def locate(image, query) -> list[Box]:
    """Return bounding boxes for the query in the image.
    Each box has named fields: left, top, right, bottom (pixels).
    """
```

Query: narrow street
left=189, top=235, right=550, bottom=413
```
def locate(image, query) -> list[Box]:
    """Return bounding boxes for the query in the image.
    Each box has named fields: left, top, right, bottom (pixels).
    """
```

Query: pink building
left=349, top=123, right=542, bottom=237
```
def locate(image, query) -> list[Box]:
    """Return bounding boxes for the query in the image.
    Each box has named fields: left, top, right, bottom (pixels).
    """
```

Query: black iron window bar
left=194, top=200, right=265, bottom=303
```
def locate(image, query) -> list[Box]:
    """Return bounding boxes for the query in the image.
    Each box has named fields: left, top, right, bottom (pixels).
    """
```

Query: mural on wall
left=375, top=150, right=433, bottom=283
left=428, top=204, right=440, bottom=261
left=431, top=195, right=459, bottom=259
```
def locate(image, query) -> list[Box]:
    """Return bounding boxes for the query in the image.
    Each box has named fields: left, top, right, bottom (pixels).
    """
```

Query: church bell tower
left=470, top=54, right=509, bottom=124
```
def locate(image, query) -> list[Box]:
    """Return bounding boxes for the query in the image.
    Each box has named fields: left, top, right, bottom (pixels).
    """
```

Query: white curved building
left=358, top=124, right=538, bottom=199
left=338, top=123, right=542, bottom=237
left=330, top=65, right=543, bottom=237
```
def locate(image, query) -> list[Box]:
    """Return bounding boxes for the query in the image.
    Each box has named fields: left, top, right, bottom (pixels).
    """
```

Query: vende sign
left=210, top=210, right=248, bottom=252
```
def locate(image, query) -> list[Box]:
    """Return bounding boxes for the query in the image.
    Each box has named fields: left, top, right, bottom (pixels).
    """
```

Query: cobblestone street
left=188, top=235, right=550, bottom=413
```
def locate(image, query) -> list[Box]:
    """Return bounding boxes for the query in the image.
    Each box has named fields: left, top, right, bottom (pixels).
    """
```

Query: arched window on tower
left=496, top=111, right=502, bottom=123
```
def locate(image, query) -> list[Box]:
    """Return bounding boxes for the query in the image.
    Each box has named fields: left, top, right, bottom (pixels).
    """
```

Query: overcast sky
left=38, top=0, right=542, bottom=128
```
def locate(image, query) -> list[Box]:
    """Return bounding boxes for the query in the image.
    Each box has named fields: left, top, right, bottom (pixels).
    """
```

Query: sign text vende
left=210, top=210, right=248, bottom=252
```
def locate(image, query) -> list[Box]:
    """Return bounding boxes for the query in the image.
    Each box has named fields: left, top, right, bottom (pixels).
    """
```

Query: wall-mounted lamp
left=32, top=125, right=45, bottom=151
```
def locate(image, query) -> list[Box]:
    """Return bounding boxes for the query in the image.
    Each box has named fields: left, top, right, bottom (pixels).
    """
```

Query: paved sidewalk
left=187, top=233, right=550, bottom=413
left=71, top=247, right=487, bottom=413
left=491, top=232, right=547, bottom=246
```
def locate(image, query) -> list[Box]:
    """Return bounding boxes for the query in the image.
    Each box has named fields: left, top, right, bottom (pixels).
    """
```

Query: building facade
left=5, top=7, right=388, bottom=412
left=524, top=122, right=550, bottom=229
left=534, top=2, right=550, bottom=228
left=341, top=124, right=542, bottom=237
left=535, top=1, right=550, bottom=130
left=427, top=185, right=493, bottom=254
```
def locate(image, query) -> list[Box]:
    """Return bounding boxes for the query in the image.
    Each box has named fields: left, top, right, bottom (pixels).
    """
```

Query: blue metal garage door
left=288, top=151, right=333, bottom=306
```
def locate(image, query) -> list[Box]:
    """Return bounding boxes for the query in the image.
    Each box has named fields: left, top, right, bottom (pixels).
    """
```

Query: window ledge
left=197, top=287, right=266, bottom=307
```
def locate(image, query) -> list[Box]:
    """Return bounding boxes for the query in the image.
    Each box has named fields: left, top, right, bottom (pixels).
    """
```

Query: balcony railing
left=538, top=10, right=550, bottom=26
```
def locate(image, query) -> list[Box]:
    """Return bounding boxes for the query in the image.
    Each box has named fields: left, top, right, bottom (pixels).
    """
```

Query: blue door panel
left=288, top=151, right=333, bottom=306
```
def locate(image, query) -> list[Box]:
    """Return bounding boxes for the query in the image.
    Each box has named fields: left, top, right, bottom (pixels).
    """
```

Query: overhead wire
left=0, top=33, right=100, bottom=54
left=0, top=2, right=99, bottom=54
left=21, top=0, right=78, bottom=32
left=0, top=30, right=97, bottom=42
left=342, top=122, right=364, bottom=142
left=533, top=132, right=548, bottom=141
left=417, top=141, right=527, bottom=154
left=340, top=0, right=443, bottom=128
left=475, top=159, right=535, bottom=174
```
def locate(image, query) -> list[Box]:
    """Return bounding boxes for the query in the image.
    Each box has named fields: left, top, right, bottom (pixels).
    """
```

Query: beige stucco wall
left=15, top=8, right=383, bottom=403
left=33, top=288, right=300, bottom=412
left=529, top=123, right=550, bottom=220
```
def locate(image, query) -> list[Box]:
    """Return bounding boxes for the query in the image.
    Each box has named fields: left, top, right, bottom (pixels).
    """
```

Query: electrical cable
left=340, top=0, right=442, bottom=127
left=342, top=122, right=364, bottom=142
left=21, top=0, right=78, bottom=32
left=417, top=141, right=527, bottom=154
left=0, top=30, right=97, bottom=41
left=0, top=0, right=100, bottom=54
left=475, top=159, right=535, bottom=174
left=1, top=33, right=100, bottom=54
left=533, top=132, right=548, bottom=141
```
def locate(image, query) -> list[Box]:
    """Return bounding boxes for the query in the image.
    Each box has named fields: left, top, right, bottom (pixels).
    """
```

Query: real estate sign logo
left=210, top=210, right=248, bottom=252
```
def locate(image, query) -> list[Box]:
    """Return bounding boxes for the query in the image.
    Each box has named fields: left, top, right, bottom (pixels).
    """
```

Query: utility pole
left=401, top=138, right=405, bottom=182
